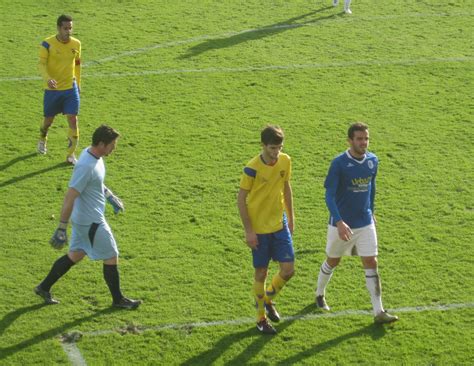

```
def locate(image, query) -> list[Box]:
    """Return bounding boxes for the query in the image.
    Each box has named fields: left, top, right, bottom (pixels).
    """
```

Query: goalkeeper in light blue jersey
left=315, top=122, right=398, bottom=324
left=34, top=125, right=141, bottom=310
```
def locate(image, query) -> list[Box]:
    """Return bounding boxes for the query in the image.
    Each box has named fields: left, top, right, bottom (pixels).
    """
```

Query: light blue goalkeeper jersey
left=324, top=150, right=378, bottom=229
left=69, top=148, right=107, bottom=225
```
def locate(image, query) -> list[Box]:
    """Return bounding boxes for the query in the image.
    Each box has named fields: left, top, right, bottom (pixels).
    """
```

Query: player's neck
left=260, top=153, right=277, bottom=166
left=348, top=148, right=365, bottom=160
left=88, top=146, right=104, bottom=158
left=56, top=35, right=70, bottom=43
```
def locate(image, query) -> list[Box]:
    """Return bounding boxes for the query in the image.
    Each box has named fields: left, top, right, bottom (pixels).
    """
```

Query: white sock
left=316, top=261, right=334, bottom=296
left=344, top=0, right=351, bottom=9
left=365, top=268, right=384, bottom=315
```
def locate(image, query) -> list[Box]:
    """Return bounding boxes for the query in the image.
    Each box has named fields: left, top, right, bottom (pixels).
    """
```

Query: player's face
left=57, top=21, right=73, bottom=41
left=262, top=143, right=283, bottom=163
left=349, top=130, right=369, bottom=157
left=103, top=139, right=118, bottom=156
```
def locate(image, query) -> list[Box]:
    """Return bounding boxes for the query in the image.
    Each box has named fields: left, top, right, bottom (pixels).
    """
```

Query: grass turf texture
left=0, top=0, right=473, bottom=365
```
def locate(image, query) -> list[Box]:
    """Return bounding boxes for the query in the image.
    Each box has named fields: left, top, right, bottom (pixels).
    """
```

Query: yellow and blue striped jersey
left=39, top=35, right=81, bottom=90
left=240, top=153, right=291, bottom=234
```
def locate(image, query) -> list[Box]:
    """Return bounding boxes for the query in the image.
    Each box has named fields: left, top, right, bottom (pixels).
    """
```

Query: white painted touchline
left=1, top=57, right=472, bottom=83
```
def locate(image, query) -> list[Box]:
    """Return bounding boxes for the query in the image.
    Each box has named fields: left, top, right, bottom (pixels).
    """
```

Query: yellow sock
left=265, top=273, right=287, bottom=304
left=253, top=281, right=266, bottom=321
left=67, top=127, right=79, bottom=156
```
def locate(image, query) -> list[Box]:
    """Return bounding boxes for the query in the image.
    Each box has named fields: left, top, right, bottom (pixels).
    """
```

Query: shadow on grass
left=182, top=303, right=316, bottom=366
left=275, top=322, right=387, bottom=365
left=178, top=6, right=338, bottom=59
left=0, top=152, right=37, bottom=172
left=0, top=306, right=119, bottom=361
left=0, top=161, right=68, bottom=188
left=0, top=303, right=46, bottom=336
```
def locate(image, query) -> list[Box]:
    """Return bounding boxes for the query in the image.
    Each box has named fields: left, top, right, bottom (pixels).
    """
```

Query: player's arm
left=50, top=188, right=80, bottom=249
left=284, top=181, right=294, bottom=234
left=324, top=161, right=352, bottom=241
left=74, top=42, right=81, bottom=91
left=370, top=170, right=377, bottom=224
left=237, top=188, right=258, bottom=249
left=104, top=186, right=124, bottom=214
left=38, top=42, right=56, bottom=89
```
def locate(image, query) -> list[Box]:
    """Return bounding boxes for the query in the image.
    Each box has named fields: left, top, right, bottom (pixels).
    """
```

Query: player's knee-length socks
left=365, top=268, right=384, bottom=315
left=265, top=273, right=287, bottom=303
left=316, top=261, right=334, bottom=296
left=67, top=127, right=79, bottom=156
left=254, top=281, right=266, bottom=320
left=39, top=254, right=75, bottom=291
left=103, top=264, right=123, bottom=303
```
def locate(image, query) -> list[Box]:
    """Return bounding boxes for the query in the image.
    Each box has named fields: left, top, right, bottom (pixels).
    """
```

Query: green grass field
left=1, top=0, right=473, bottom=365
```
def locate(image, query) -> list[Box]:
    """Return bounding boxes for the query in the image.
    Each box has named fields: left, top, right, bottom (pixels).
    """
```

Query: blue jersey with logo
left=324, top=150, right=378, bottom=228
left=69, top=148, right=107, bottom=225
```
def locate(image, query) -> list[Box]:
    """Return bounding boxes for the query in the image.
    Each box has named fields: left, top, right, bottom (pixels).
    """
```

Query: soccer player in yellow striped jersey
left=237, top=125, right=295, bottom=335
left=37, top=14, right=81, bottom=165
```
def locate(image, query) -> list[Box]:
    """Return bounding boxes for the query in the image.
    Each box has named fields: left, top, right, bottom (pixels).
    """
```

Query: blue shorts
left=252, top=224, right=294, bottom=268
left=70, top=221, right=119, bottom=260
left=43, top=83, right=80, bottom=117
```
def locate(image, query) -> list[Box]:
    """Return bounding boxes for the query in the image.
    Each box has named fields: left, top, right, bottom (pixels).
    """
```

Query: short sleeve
left=240, top=167, right=256, bottom=190
left=69, top=164, right=91, bottom=193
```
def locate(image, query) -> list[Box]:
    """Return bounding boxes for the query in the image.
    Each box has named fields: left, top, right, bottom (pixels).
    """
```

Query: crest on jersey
left=280, top=170, right=285, bottom=177
left=368, top=160, right=374, bottom=169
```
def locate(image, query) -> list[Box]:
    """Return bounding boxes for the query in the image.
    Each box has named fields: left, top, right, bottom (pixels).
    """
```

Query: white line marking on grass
left=61, top=342, right=88, bottom=366
left=1, top=57, right=471, bottom=83
left=58, top=302, right=473, bottom=365
left=83, top=302, right=474, bottom=337
left=82, top=12, right=472, bottom=67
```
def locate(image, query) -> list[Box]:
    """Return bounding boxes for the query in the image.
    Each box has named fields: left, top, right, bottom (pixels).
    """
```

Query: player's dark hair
left=57, top=14, right=73, bottom=27
left=92, top=125, right=120, bottom=146
left=261, top=125, right=284, bottom=145
left=348, top=122, right=369, bottom=139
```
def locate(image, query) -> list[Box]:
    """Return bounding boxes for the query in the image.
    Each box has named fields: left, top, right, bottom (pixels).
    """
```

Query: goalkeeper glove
left=105, top=188, right=124, bottom=214
left=50, top=221, right=68, bottom=250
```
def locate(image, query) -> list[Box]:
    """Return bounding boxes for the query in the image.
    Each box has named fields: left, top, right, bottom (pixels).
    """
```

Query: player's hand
left=47, top=79, right=58, bottom=89
left=245, top=231, right=258, bottom=249
left=50, top=222, right=68, bottom=249
left=106, top=193, right=124, bottom=214
left=336, top=220, right=353, bottom=241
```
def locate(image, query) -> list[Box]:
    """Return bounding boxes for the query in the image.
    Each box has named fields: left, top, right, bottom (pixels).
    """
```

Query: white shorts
left=70, top=221, right=119, bottom=260
left=326, top=223, right=378, bottom=257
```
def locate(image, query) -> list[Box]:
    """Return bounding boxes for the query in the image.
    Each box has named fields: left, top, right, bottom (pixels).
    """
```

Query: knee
left=254, top=268, right=268, bottom=282
left=67, top=115, right=78, bottom=128
left=281, top=267, right=295, bottom=281
left=362, top=256, right=378, bottom=269
left=326, top=257, right=341, bottom=268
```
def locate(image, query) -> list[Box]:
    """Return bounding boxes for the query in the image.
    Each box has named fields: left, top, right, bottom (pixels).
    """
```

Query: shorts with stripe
left=70, top=221, right=118, bottom=260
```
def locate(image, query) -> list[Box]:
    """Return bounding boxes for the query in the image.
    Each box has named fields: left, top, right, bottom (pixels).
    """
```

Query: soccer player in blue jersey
left=37, top=14, right=81, bottom=165
left=315, top=122, right=398, bottom=324
left=237, top=125, right=295, bottom=334
left=34, top=125, right=141, bottom=309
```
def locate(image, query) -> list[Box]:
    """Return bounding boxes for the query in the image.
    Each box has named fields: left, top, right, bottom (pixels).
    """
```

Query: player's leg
left=89, top=222, right=140, bottom=309
left=34, top=250, right=85, bottom=304
left=316, top=225, right=349, bottom=309
left=344, top=0, right=352, bottom=14
left=39, top=89, right=61, bottom=154
left=358, top=224, right=398, bottom=323
left=315, top=256, right=340, bottom=310
left=64, top=85, right=80, bottom=164
left=333, top=0, right=339, bottom=6
left=262, top=227, right=294, bottom=322
left=252, top=234, right=276, bottom=334
left=65, top=114, right=79, bottom=164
